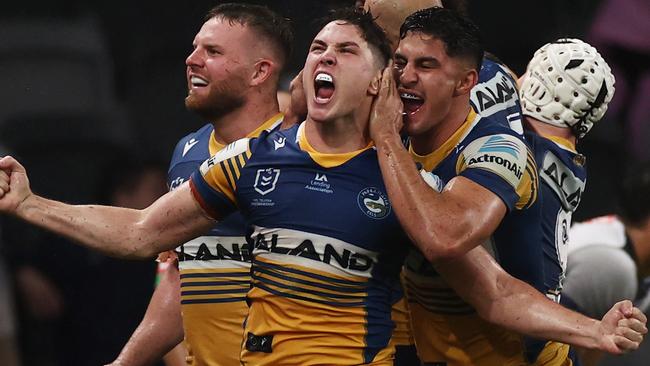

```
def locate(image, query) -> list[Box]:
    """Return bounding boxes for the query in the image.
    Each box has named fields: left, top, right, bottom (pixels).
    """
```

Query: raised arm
left=436, top=246, right=648, bottom=354
left=0, top=156, right=214, bottom=259
left=369, top=66, right=507, bottom=261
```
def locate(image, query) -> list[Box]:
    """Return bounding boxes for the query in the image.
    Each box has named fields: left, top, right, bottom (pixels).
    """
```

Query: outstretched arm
left=108, top=256, right=185, bottom=366
left=436, top=246, right=648, bottom=354
left=0, top=156, right=214, bottom=259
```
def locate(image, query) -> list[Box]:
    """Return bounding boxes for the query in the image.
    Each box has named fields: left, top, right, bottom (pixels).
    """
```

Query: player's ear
left=251, top=59, right=275, bottom=87
left=367, top=68, right=383, bottom=96
left=453, top=68, right=478, bottom=97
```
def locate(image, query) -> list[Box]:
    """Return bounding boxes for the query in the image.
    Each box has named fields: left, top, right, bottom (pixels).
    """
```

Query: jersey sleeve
left=189, top=138, right=252, bottom=220
left=455, top=133, right=538, bottom=211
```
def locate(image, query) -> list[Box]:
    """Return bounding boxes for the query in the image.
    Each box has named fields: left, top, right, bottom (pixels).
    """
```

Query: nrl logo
left=254, top=168, right=281, bottom=195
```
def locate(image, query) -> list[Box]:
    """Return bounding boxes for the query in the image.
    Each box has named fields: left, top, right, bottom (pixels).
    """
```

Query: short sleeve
left=455, top=134, right=537, bottom=211
left=189, top=138, right=252, bottom=219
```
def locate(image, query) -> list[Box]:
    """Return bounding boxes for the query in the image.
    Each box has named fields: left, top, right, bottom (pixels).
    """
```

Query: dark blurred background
left=0, top=0, right=648, bottom=365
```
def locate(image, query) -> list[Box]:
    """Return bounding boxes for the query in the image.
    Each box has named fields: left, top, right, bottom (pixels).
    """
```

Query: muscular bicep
left=139, top=182, right=216, bottom=254
left=438, top=176, right=507, bottom=253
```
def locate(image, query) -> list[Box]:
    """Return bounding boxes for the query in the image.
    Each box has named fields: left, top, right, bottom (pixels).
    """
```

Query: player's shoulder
left=469, top=114, right=527, bottom=145
left=247, top=121, right=300, bottom=153
left=170, top=123, right=213, bottom=162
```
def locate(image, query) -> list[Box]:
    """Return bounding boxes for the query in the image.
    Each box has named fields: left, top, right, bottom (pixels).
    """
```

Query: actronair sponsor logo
left=468, top=154, right=523, bottom=179
left=251, top=227, right=378, bottom=276
left=458, top=134, right=527, bottom=186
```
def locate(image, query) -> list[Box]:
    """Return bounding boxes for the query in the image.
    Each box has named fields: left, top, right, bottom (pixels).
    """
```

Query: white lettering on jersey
left=541, top=152, right=585, bottom=211
left=459, top=134, right=527, bottom=188
left=471, top=71, right=519, bottom=116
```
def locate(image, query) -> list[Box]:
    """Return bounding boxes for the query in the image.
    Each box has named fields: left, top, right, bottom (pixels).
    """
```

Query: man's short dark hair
left=618, top=162, right=650, bottom=227
left=206, top=3, right=294, bottom=71
left=400, top=7, right=483, bottom=71
left=316, top=7, right=392, bottom=68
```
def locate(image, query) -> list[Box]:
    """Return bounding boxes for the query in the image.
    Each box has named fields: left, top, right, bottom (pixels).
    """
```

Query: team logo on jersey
left=273, top=137, right=286, bottom=150
left=254, top=168, right=280, bottom=195
left=182, top=138, right=199, bottom=157
left=357, top=187, right=391, bottom=219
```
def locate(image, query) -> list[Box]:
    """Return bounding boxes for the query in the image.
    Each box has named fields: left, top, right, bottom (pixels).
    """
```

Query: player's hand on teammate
left=0, top=156, right=33, bottom=214
left=598, top=300, right=647, bottom=354
left=281, top=70, right=306, bottom=129
left=369, top=61, right=404, bottom=142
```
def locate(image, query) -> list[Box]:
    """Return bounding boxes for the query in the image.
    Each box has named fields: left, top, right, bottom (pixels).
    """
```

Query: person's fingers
left=617, top=299, right=634, bottom=317
left=0, top=170, right=9, bottom=188
left=627, top=306, right=648, bottom=324
left=613, top=335, right=639, bottom=352
left=616, top=324, right=644, bottom=343
left=0, top=156, right=26, bottom=174
left=618, top=317, right=649, bottom=334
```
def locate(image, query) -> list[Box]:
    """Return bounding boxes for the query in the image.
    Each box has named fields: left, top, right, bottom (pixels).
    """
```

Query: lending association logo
left=254, top=168, right=280, bottom=195
left=357, top=187, right=391, bottom=219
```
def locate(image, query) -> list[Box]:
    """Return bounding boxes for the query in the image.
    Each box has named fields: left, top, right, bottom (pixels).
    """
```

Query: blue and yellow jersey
left=167, top=113, right=282, bottom=366
left=403, top=107, right=559, bottom=365
left=501, top=130, right=585, bottom=364
left=190, top=122, right=410, bottom=365
left=523, top=131, right=586, bottom=297
left=471, top=55, right=524, bottom=135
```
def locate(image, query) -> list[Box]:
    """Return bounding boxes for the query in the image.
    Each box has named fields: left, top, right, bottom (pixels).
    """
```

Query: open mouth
left=190, top=75, right=209, bottom=88
left=400, top=92, right=424, bottom=115
left=314, top=72, right=335, bottom=104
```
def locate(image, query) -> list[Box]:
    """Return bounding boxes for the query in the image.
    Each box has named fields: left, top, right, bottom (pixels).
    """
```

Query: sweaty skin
left=363, top=0, right=443, bottom=49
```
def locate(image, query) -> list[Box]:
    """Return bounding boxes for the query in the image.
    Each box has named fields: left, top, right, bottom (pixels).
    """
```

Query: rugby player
left=562, top=162, right=650, bottom=366
left=108, top=4, right=291, bottom=366
left=368, top=7, right=644, bottom=365
left=0, top=8, right=646, bottom=366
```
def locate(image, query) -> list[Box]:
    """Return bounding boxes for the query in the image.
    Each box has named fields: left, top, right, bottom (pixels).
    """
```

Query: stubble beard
left=185, top=87, right=245, bottom=121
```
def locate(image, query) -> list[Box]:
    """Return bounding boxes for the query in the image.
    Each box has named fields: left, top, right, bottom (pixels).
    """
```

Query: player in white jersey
left=0, top=7, right=647, bottom=366
left=108, top=4, right=292, bottom=366
left=562, top=162, right=650, bottom=366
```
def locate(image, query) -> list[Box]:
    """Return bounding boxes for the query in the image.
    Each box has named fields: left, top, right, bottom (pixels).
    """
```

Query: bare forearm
left=13, top=184, right=212, bottom=259
left=486, top=275, right=602, bottom=350
left=113, top=265, right=184, bottom=365
left=17, top=195, right=156, bottom=258
left=438, top=248, right=603, bottom=350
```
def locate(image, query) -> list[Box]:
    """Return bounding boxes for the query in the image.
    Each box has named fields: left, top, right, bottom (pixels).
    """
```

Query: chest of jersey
left=235, top=140, right=406, bottom=257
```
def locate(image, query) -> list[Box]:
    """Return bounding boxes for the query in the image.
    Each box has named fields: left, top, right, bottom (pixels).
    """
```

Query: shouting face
left=303, top=20, right=382, bottom=123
